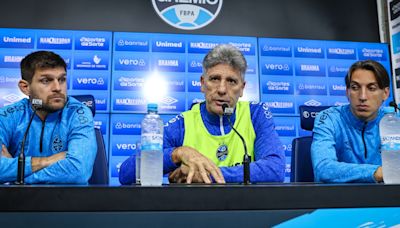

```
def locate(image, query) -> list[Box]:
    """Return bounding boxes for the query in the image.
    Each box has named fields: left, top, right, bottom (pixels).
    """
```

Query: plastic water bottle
left=380, top=106, right=400, bottom=184
left=140, top=103, right=163, bottom=186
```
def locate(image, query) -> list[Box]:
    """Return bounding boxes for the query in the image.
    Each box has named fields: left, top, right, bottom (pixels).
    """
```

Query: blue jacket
left=311, top=105, right=383, bottom=183
left=119, top=102, right=285, bottom=184
left=0, top=97, right=97, bottom=184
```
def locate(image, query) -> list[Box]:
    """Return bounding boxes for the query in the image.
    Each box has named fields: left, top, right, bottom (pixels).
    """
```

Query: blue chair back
left=291, top=105, right=330, bottom=182
left=71, top=95, right=109, bottom=185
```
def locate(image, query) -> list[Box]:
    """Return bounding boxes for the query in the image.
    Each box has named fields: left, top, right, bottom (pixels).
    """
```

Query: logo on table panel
left=116, top=39, right=149, bottom=52
left=37, top=36, right=72, bottom=50
left=0, top=35, right=34, bottom=49
left=152, top=0, right=223, bottom=30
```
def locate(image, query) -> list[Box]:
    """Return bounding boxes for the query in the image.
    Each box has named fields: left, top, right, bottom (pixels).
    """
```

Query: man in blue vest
left=119, top=44, right=285, bottom=184
left=311, top=60, right=390, bottom=183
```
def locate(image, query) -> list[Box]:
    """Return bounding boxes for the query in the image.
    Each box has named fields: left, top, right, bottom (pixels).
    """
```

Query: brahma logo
left=152, top=0, right=223, bottom=30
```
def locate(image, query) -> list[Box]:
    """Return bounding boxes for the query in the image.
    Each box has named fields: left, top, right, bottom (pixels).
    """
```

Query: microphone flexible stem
left=16, top=109, right=37, bottom=185
left=226, top=116, right=251, bottom=185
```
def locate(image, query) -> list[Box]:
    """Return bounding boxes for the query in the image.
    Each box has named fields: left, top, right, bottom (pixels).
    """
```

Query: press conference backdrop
left=0, top=28, right=391, bottom=184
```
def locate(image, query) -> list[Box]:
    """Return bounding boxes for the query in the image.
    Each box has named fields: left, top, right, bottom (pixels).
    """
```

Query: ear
left=382, top=87, right=390, bottom=101
left=239, top=80, right=246, bottom=97
left=200, top=75, right=205, bottom=93
left=18, top=79, right=30, bottom=96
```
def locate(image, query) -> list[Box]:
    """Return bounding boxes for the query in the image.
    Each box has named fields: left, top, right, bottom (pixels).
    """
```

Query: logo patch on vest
left=216, top=144, right=228, bottom=161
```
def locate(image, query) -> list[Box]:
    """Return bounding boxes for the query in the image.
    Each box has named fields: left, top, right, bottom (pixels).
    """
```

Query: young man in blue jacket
left=119, top=44, right=285, bottom=184
left=0, top=51, right=97, bottom=184
left=311, top=60, right=390, bottom=183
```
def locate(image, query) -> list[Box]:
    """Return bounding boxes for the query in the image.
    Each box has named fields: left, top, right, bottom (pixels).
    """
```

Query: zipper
left=362, top=122, right=367, bottom=158
left=40, top=120, right=45, bottom=153
left=219, top=116, right=225, bottom=135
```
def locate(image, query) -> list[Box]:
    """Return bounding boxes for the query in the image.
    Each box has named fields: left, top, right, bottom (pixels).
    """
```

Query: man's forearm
left=31, top=152, right=66, bottom=172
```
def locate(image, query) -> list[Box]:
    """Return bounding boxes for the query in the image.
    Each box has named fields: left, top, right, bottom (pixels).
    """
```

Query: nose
left=217, top=80, right=227, bottom=95
left=52, top=80, right=61, bottom=92
left=359, top=87, right=368, bottom=102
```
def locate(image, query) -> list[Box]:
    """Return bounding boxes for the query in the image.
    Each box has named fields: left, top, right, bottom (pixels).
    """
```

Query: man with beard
left=0, top=51, right=97, bottom=184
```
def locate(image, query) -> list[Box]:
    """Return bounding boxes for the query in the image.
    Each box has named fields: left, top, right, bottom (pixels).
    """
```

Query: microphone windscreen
left=31, top=99, right=43, bottom=109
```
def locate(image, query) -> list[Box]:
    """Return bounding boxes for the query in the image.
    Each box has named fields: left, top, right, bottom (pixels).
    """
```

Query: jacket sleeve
left=24, top=106, right=97, bottom=184
left=220, top=103, right=285, bottom=183
left=311, top=110, right=378, bottom=183
left=162, top=114, right=184, bottom=174
left=0, top=113, right=35, bottom=183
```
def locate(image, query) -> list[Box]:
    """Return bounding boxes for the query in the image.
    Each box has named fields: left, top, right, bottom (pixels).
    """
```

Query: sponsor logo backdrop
left=0, top=28, right=391, bottom=183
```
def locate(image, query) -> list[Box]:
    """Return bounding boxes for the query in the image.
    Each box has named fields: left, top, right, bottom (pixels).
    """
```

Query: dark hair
left=202, top=44, right=247, bottom=79
left=345, top=60, right=390, bottom=89
left=20, top=51, right=67, bottom=83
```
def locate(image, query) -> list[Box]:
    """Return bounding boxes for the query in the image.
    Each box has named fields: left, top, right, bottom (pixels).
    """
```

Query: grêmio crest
left=152, top=0, right=223, bottom=30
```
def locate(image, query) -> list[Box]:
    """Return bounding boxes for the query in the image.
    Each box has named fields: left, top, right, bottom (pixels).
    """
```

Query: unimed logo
left=152, top=0, right=223, bottom=30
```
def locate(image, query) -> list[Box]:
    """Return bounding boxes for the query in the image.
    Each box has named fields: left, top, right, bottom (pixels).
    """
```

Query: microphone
left=222, top=103, right=251, bottom=185
left=389, top=101, right=399, bottom=113
left=16, top=98, right=42, bottom=185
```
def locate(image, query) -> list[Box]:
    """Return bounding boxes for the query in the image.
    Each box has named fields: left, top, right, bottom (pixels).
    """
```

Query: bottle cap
left=383, top=106, right=395, bottom=114
left=147, top=103, right=158, bottom=112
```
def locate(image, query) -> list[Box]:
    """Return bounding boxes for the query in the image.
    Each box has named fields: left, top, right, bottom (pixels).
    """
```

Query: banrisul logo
left=152, top=0, right=223, bottom=30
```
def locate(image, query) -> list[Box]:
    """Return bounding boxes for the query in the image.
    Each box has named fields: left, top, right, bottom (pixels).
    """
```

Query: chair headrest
left=299, top=105, right=331, bottom=131
left=71, top=95, right=96, bottom=117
